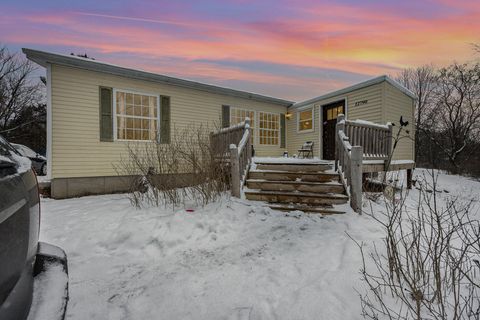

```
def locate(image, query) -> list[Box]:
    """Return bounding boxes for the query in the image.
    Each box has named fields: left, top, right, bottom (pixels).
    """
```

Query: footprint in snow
left=227, top=307, right=253, bottom=320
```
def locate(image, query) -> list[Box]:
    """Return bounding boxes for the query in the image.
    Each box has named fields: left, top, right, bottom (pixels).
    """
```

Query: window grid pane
left=299, top=109, right=313, bottom=131
left=259, top=112, right=279, bottom=145
left=116, top=91, right=158, bottom=141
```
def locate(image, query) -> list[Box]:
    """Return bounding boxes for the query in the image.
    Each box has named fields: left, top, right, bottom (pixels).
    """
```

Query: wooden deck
left=254, top=158, right=415, bottom=174
left=362, top=159, right=415, bottom=173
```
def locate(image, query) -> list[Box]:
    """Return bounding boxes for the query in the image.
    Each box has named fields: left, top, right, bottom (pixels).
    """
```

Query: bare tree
left=351, top=170, right=480, bottom=320
left=427, top=63, right=480, bottom=174
left=395, top=65, right=436, bottom=162
left=115, top=122, right=230, bottom=209
left=0, top=45, right=43, bottom=133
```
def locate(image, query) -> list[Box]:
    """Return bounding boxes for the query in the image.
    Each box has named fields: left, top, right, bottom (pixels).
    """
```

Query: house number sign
left=354, top=100, right=368, bottom=107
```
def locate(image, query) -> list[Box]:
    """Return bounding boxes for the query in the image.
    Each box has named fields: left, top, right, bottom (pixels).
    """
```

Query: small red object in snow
left=186, top=209, right=195, bottom=213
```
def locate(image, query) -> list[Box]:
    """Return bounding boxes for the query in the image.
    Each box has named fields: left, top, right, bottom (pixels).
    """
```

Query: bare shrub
left=351, top=170, right=480, bottom=320
left=115, top=122, right=230, bottom=208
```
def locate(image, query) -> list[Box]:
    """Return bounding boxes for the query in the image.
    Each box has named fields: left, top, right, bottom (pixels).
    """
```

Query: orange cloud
left=2, top=2, right=479, bottom=100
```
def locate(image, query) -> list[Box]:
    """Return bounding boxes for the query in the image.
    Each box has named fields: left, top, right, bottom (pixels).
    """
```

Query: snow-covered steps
left=246, top=179, right=345, bottom=193
left=254, top=162, right=331, bottom=172
left=248, top=170, right=339, bottom=183
left=268, top=204, right=346, bottom=215
left=245, top=158, right=348, bottom=214
left=244, top=190, right=349, bottom=206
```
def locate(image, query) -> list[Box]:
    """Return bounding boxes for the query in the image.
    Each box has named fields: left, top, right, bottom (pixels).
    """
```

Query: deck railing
left=344, top=118, right=392, bottom=160
left=210, top=118, right=252, bottom=197
left=335, top=114, right=393, bottom=213
left=210, top=121, right=246, bottom=156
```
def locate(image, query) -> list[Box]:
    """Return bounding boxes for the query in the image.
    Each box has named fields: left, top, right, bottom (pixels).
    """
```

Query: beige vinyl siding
left=286, top=83, right=384, bottom=158
left=384, top=82, right=415, bottom=161
left=50, top=64, right=287, bottom=179
left=286, top=105, right=319, bottom=157
left=345, top=83, right=383, bottom=123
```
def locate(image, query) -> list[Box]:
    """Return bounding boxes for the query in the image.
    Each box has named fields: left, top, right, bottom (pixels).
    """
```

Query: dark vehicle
left=11, top=143, right=47, bottom=176
left=0, top=135, right=68, bottom=320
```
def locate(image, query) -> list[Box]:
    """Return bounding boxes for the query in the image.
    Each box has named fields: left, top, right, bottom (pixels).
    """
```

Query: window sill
left=115, top=139, right=157, bottom=143
left=297, top=129, right=315, bottom=134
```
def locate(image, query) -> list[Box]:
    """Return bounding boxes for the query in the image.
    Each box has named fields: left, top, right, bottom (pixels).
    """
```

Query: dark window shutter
left=99, top=87, right=113, bottom=142
left=280, top=113, right=286, bottom=148
left=160, top=95, right=171, bottom=144
left=222, top=105, right=230, bottom=128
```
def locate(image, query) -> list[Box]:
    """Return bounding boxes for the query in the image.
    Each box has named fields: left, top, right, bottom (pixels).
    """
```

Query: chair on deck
left=298, top=141, right=314, bottom=159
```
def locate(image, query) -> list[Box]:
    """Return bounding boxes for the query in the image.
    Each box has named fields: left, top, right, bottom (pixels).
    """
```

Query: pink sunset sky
left=1, top=0, right=479, bottom=101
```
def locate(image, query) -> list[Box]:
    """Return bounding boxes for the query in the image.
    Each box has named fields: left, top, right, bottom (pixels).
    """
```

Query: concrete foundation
left=50, top=173, right=196, bottom=199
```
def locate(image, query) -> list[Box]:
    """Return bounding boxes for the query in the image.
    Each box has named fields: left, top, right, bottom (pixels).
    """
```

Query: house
left=23, top=48, right=415, bottom=200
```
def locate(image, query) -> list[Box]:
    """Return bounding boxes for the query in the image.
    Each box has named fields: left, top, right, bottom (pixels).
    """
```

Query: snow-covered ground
left=38, top=169, right=479, bottom=319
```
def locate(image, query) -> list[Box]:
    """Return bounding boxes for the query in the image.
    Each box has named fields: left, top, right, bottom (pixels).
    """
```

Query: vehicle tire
left=41, top=164, right=47, bottom=176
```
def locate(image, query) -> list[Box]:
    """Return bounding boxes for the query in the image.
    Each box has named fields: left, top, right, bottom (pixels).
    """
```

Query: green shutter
left=222, top=105, right=230, bottom=128
left=160, top=95, right=171, bottom=144
left=99, top=87, right=113, bottom=142
left=280, top=113, right=286, bottom=148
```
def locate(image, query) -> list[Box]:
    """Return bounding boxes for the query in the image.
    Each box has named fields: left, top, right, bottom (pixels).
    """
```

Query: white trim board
left=318, top=98, right=347, bottom=159
left=46, top=63, right=52, bottom=179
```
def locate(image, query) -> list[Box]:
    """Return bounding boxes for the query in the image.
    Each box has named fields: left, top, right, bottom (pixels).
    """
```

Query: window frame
left=230, top=107, right=257, bottom=144
left=113, top=88, right=161, bottom=142
left=258, top=111, right=280, bottom=146
left=297, top=107, right=314, bottom=133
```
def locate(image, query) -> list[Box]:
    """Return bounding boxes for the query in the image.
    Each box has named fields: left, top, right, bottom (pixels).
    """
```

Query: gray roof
left=291, top=75, right=416, bottom=109
left=23, top=48, right=294, bottom=107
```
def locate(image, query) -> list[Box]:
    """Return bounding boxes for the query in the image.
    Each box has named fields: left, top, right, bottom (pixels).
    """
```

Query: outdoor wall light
left=285, top=112, right=292, bottom=120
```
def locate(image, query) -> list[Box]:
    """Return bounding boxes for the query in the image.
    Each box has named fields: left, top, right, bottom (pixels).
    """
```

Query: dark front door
left=322, top=100, right=345, bottom=160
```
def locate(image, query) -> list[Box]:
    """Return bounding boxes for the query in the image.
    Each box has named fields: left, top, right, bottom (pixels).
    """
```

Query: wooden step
left=255, top=162, right=332, bottom=172
left=246, top=179, right=345, bottom=194
left=244, top=190, right=349, bottom=205
left=268, top=204, right=346, bottom=215
left=248, top=170, right=340, bottom=183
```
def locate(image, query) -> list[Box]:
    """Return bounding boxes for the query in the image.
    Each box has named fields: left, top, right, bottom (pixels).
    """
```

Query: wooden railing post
left=211, top=120, right=252, bottom=197
left=230, top=144, right=240, bottom=197
left=350, top=145, right=363, bottom=213
left=335, top=114, right=345, bottom=171
left=386, top=122, right=393, bottom=157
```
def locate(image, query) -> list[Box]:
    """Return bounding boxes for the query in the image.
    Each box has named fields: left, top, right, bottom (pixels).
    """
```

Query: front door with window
left=322, top=100, right=345, bottom=160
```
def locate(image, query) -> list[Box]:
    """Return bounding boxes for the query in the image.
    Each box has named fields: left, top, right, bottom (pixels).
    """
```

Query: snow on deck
left=363, top=159, right=415, bottom=165
left=38, top=169, right=479, bottom=319
left=253, top=157, right=331, bottom=164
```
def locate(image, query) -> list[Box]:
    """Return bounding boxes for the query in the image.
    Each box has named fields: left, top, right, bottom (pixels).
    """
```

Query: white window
left=298, top=108, right=314, bottom=132
left=115, top=90, right=159, bottom=141
left=259, top=112, right=280, bottom=145
left=231, top=107, right=255, bottom=142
